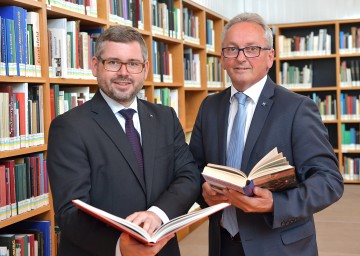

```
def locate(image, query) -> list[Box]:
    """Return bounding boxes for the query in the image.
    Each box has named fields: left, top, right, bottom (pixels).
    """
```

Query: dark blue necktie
left=119, top=109, right=144, bottom=172
left=223, top=92, right=247, bottom=237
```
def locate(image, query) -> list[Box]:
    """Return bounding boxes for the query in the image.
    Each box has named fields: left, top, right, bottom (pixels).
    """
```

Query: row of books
left=0, top=220, right=51, bottom=256
left=341, top=124, right=360, bottom=150
left=206, top=56, right=222, bottom=88
left=152, top=41, right=173, bottom=83
left=340, top=93, right=360, bottom=119
left=307, top=93, right=337, bottom=121
left=184, top=48, right=200, bottom=87
left=109, top=0, right=144, bottom=29
left=340, top=59, right=360, bottom=86
left=47, top=18, right=102, bottom=79
left=343, top=156, right=360, bottom=180
left=279, top=62, right=313, bottom=88
left=154, top=88, right=178, bottom=117
left=278, top=29, right=332, bottom=57
left=151, top=0, right=181, bottom=39
left=0, top=153, right=49, bottom=220
left=0, top=83, right=44, bottom=152
left=339, top=26, right=360, bottom=54
left=0, top=6, right=41, bottom=77
left=182, top=7, right=200, bottom=45
left=205, top=19, right=215, bottom=52
left=50, top=85, right=95, bottom=120
left=48, top=0, right=98, bottom=18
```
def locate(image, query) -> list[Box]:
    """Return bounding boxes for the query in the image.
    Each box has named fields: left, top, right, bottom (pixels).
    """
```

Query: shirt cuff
left=115, top=238, right=121, bottom=256
left=148, top=206, right=170, bottom=224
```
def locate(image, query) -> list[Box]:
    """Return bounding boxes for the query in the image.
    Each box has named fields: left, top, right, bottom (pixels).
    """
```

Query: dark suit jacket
left=189, top=77, right=344, bottom=256
left=47, top=90, right=200, bottom=256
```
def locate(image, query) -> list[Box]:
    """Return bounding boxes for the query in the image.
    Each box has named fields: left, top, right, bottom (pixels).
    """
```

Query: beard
left=98, top=75, right=143, bottom=105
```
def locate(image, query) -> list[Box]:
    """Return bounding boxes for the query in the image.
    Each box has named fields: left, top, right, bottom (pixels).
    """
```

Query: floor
left=179, top=184, right=360, bottom=256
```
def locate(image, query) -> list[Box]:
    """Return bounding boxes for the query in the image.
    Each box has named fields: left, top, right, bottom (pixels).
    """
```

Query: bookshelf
left=0, top=0, right=229, bottom=253
left=274, top=20, right=360, bottom=184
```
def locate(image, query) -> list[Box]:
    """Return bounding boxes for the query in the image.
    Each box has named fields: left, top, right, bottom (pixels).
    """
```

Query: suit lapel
left=242, top=78, right=275, bottom=173
left=137, top=100, right=157, bottom=203
left=218, top=89, right=231, bottom=165
left=90, top=91, right=147, bottom=192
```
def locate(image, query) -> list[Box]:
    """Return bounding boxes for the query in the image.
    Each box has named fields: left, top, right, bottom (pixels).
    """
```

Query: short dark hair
left=95, top=25, right=148, bottom=61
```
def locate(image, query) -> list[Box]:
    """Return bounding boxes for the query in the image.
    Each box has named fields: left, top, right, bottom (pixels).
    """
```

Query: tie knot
left=234, top=93, right=247, bottom=106
left=120, top=108, right=136, bottom=120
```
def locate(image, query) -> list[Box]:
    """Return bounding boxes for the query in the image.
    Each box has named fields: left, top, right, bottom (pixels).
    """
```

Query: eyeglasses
left=222, top=46, right=271, bottom=58
left=98, top=57, right=146, bottom=74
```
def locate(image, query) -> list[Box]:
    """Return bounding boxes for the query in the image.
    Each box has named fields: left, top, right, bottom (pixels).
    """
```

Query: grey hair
left=95, top=25, right=148, bottom=61
left=222, top=12, right=273, bottom=49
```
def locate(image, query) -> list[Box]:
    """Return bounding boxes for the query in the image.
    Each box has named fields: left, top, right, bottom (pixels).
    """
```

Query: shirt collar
left=99, top=89, right=138, bottom=113
left=230, top=75, right=267, bottom=105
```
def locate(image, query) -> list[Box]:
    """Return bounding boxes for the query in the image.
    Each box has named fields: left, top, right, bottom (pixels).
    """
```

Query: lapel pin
left=261, top=102, right=267, bottom=107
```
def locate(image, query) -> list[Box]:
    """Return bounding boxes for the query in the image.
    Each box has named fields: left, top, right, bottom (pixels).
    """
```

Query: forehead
left=101, top=41, right=143, bottom=60
left=224, top=22, right=266, bottom=46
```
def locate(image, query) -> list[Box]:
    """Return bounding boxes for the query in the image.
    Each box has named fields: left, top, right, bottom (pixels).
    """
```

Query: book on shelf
left=72, top=199, right=229, bottom=244
left=202, top=148, right=297, bottom=196
left=0, top=234, right=15, bottom=256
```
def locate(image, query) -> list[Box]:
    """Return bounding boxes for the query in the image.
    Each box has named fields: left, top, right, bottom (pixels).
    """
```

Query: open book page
left=249, top=147, right=281, bottom=174
left=206, top=163, right=247, bottom=177
left=72, top=199, right=229, bottom=244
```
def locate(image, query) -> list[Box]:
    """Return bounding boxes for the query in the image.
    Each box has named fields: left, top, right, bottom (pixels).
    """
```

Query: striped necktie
left=222, top=92, right=247, bottom=237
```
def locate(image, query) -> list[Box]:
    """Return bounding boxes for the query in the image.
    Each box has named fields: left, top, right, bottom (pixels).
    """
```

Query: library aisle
left=179, top=184, right=360, bottom=256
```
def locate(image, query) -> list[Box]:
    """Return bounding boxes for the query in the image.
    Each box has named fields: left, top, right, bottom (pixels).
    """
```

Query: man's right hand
left=202, top=182, right=229, bottom=206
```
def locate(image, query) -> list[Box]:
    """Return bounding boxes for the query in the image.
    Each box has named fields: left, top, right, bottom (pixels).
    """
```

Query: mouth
left=112, top=79, right=133, bottom=86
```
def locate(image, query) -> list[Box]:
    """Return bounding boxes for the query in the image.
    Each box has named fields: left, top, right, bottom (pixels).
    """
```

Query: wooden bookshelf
left=274, top=20, right=360, bottom=184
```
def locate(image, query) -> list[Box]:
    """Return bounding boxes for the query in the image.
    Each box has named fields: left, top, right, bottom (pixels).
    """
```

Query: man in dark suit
left=47, top=25, right=200, bottom=256
left=189, top=13, right=344, bottom=256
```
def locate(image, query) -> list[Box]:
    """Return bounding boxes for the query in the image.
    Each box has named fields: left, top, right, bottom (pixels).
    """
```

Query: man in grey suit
left=47, top=25, right=200, bottom=256
left=189, top=13, right=344, bottom=256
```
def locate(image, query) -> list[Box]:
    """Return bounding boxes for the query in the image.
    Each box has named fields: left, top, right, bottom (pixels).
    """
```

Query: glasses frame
left=98, top=57, right=146, bottom=74
left=222, top=46, right=271, bottom=59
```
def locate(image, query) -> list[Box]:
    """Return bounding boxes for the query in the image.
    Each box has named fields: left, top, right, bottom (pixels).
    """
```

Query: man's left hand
left=126, top=211, right=162, bottom=235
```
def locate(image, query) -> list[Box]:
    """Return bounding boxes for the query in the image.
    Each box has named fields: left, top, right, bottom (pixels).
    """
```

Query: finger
left=125, top=212, right=140, bottom=222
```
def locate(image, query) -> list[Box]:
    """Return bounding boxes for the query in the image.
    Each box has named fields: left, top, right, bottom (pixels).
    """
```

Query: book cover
left=0, top=234, right=16, bottom=256
left=0, top=160, right=17, bottom=217
left=202, top=148, right=297, bottom=196
left=26, top=12, right=41, bottom=77
left=73, top=199, right=229, bottom=244
left=0, top=6, right=26, bottom=76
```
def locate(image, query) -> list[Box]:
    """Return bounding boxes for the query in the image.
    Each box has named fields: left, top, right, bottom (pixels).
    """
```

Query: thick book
left=202, top=148, right=297, bottom=196
left=72, top=199, right=229, bottom=244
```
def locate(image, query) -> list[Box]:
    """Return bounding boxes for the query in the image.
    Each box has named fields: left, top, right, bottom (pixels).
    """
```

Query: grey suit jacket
left=47, top=90, right=200, bottom=256
left=189, top=77, right=344, bottom=256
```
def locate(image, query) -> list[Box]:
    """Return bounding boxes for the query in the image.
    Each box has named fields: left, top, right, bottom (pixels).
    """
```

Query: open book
left=202, top=148, right=297, bottom=196
left=72, top=199, right=229, bottom=244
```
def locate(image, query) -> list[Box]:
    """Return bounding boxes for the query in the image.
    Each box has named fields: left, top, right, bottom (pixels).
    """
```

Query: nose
left=117, top=64, right=128, bottom=75
left=236, top=49, right=247, bottom=61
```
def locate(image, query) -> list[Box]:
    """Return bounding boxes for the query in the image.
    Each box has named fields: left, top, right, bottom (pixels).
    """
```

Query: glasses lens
left=126, top=62, right=143, bottom=74
left=223, top=47, right=239, bottom=58
left=104, top=60, right=121, bottom=72
left=244, top=47, right=260, bottom=57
